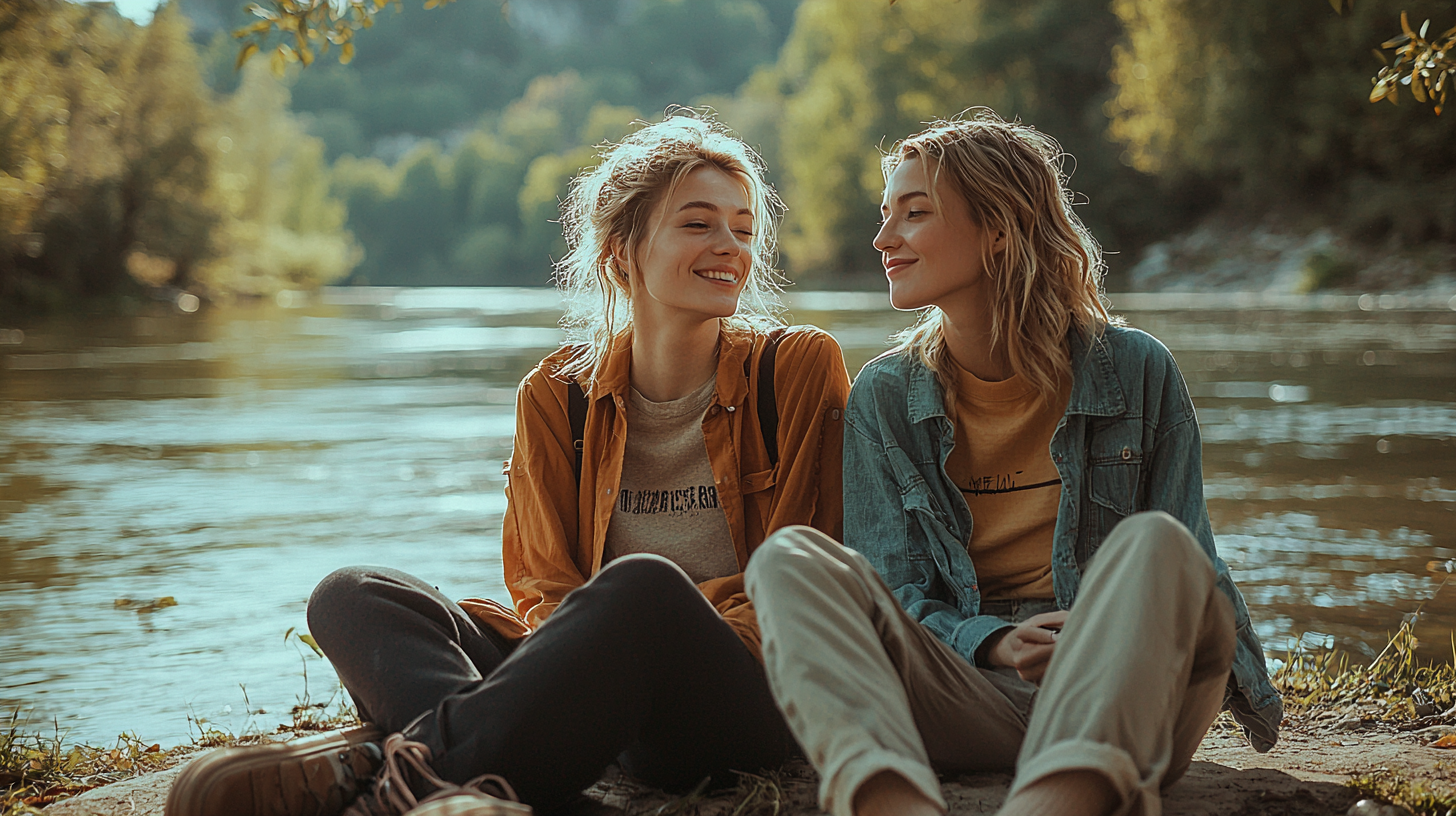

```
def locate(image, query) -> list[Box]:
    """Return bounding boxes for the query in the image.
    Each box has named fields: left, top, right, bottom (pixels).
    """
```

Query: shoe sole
left=166, top=725, right=382, bottom=816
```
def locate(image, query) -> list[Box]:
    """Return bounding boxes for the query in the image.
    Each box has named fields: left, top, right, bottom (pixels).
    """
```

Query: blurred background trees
left=0, top=0, right=357, bottom=311
left=2, top=0, right=1453, bottom=311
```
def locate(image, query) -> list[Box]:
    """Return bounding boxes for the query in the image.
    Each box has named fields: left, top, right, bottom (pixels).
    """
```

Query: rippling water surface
left=1, top=288, right=1453, bottom=745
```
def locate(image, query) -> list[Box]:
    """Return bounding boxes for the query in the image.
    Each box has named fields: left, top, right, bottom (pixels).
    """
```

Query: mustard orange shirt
left=944, top=364, right=1070, bottom=601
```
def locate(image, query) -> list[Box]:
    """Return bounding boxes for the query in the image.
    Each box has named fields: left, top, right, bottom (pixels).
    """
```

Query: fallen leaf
left=1431, top=733, right=1456, bottom=748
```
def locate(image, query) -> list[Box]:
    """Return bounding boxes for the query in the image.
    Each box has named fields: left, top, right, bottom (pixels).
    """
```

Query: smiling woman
left=164, top=110, right=852, bottom=816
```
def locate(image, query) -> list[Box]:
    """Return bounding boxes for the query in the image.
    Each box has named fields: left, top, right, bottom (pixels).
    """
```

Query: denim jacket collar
left=1067, top=327, right=1127, bottom=418
left=906, top=326, right=1127, bottom=423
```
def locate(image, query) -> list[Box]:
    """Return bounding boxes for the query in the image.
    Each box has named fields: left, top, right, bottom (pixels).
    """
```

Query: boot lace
left=348, top=733, right=523, bottom=816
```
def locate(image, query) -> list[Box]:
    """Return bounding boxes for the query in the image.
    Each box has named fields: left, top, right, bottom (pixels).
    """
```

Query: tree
left=1, top=0, right=223, bottom=307
left=1109, top=0, right=1455, bottom=243
left=724, top=0, right=1143, bottom=279
left=198, top=60, right=360, bottom=296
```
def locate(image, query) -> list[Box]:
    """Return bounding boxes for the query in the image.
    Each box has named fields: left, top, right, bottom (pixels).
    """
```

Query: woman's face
left=625, top=165, right=755, bottom=328
left=873, top=156, right=1001, bottom=312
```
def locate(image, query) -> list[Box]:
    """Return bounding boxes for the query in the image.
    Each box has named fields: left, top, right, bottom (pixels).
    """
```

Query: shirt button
left=726, top=405, right=736, bottom=413
left=831, top=409, right=841, bottom=420
left=710, top=406, right=719, bottom=415
left=605, top=488, right=612, bottom=494
left=1121, top=447, right=1132, bottom=461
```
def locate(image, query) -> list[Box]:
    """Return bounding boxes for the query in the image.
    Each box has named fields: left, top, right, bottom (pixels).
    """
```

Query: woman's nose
left=714, top=226, right=745, bottom=255
left=873, top=219, right=898, bottom=252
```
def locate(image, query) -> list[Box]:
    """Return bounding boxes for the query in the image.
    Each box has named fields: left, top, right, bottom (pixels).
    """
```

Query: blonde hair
left=884, top=109, right=1118, bottom=402
left=555, top=110, right=785, bottom=379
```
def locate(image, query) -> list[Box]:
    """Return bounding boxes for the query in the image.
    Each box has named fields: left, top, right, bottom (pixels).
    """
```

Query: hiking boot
left=342, top=733, right=532, bottom=816
left=166, top=725, right=383, bottom=816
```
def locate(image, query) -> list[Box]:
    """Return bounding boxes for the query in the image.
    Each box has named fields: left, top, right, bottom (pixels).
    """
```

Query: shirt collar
left=1065, top=325, right=1127, bottom=417
left=587, top=323, right=753, bottom=408
left=905, top=323, right=1127, bottom=422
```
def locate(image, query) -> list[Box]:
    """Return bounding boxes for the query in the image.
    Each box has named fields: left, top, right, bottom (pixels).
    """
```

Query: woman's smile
left=695, top=265, right=740, bottom=285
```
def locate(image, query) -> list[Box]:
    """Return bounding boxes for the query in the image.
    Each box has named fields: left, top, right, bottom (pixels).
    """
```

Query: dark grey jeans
left=307, top=554, right=795, bottom=811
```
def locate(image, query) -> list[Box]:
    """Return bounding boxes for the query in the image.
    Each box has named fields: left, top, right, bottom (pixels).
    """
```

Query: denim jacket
left=843, top=324, right=1282, bottom=752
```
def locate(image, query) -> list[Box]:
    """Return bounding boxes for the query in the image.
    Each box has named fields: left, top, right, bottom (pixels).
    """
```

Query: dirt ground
left=39, top=720, right=1456, bottom=816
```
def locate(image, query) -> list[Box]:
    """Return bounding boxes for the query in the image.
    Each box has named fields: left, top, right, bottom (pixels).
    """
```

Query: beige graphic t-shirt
left=604, top=375, right=739, bottom=584
left=944, top=364, right=1071, bottom=601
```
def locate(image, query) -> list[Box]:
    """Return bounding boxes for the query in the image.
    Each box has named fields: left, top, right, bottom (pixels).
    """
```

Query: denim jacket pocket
left=899, top=476, right=940, bottom=562
left=1089, top=460, right=1139, bottom=516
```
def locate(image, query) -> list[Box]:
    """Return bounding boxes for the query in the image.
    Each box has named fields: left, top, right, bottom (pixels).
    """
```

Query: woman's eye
left=734, top=229, right=754, bottom=237
left=907, top=210, right=928, bottom=218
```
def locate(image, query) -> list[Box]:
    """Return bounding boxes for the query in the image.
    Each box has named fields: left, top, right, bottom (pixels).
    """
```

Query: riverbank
left=9, top=721, right=1454, bottom=816
left=8, top=626, right=1456, bottom=816
left=1121, top=217, right=1456, bottom=296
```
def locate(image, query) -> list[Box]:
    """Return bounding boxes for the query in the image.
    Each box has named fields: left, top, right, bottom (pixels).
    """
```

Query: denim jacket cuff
left=952, top=616, right=1017, bottom=667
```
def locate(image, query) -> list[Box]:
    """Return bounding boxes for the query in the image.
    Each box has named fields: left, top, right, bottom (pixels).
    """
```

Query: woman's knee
left=1098, top=511, right=1213, bottom=583
left=746, top=526, right=845, bottom=597
left=1106, top=512, right=1197, bottom=556
left=589, top=554, right=701, bottom=611
left=306, top=566, right=397, bottom=643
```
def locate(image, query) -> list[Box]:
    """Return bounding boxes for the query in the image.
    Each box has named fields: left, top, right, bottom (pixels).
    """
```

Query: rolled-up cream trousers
left=744, top=511, right=1235, bottom=816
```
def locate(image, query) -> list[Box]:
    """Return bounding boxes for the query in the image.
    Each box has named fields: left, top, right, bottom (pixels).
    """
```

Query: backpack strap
left=751, top=328, right=787, bottom=468
left=567, top=380, right=588, bottom=484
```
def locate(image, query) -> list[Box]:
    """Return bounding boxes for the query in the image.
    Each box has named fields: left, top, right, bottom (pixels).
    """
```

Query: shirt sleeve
left=501, top=366, right=590, bottom=630
left=763, top=327, right=851, bottom=540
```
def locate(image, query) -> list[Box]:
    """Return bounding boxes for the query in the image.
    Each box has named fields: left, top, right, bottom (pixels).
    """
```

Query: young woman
left=166, top=113, right=850, bottom=816
left=745, top=110, right=1281, bottom=816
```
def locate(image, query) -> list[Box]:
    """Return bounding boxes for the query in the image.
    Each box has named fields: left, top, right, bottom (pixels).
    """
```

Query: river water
left=1, top=288, right=1453, bottom=747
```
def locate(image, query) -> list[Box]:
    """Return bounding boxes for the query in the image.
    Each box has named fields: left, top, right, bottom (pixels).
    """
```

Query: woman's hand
left=986, top=610, right=1068, bottom=684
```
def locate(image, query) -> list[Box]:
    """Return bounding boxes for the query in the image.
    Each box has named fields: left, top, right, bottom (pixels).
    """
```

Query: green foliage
left=198, top=61, right=362, bottom=296
left=0, top=0, right=221, bottom=309
left=332, top=71, right=643, bottom=286
left=1108, top=0, right=1456, bottom=243
left=0, top=0, right=358, bottom=311
left=724, top=0, right=1163, bottom=280
left=232, top=0, right=471, bottom=77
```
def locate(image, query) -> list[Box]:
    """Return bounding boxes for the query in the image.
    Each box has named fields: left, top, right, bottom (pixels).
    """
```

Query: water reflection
left=0, top=288, right=1452, bottom=746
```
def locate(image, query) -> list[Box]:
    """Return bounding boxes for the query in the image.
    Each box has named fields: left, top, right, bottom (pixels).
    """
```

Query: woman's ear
left=605, top=238, right=631, bottom=287
left=991, top=229, right=1008, bottom=255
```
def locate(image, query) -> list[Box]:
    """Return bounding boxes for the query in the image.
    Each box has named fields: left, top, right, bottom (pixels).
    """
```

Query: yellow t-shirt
left=944, top=364, right=1070, bottom=601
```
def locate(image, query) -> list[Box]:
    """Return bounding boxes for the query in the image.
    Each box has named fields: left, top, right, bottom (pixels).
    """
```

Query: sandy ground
left=38, top=718, right=1456, bottom=816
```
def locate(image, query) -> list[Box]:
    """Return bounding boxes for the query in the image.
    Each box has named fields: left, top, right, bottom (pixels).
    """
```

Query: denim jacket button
left=1120, top=446, right=1132, bottom=461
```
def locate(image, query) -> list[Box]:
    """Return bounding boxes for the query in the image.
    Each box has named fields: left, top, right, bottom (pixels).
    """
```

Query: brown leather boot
left=166, top=725, right=383, bottom=816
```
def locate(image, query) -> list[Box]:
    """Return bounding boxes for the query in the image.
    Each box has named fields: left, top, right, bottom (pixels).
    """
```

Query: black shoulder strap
left=753, top=328, right=787, bottom=468
left=567, top=380, right=587, bottom=484
left=571, top=330, right=785, bottom=484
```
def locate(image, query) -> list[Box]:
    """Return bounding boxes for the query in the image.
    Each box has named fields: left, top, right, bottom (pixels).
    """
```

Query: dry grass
left=1273, top=587, right=1456, bottom=730
left=1346, top=766, right=1456, bottom=816
left=1, top=652, right=358, bottom=815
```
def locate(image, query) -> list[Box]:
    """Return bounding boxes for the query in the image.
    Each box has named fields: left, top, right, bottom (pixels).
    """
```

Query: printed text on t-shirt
left=617, top=485, right=721, bottom=516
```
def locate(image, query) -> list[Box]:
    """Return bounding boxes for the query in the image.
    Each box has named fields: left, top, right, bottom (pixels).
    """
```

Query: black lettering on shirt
left=960, top=470, right=1062, bottom=496
left=617, top=485, right=720, bottom=517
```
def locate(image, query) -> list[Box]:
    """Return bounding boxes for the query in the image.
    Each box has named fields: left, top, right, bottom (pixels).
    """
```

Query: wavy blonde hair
left=885, top=109, right=1118, bottom=403
left=555, top=111, right=785, bottom=379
